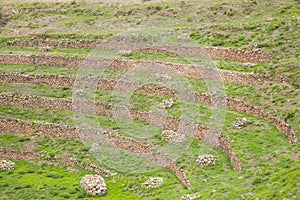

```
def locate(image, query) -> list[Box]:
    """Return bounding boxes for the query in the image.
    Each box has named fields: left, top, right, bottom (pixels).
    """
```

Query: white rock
left=142, top=177, right=163, bottom=189
left=196, top=155, right=216, bottom=166
left=162, top=98, right=174, bottom=108
left=80, top=174, right=107, bottom=196
left=0, top=160, right=15, bottom=170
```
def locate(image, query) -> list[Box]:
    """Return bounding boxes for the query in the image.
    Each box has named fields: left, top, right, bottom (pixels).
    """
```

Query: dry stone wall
left=0, top=118, right=190, bottom=188
left=5, top=39, right=271, bottom=63
left=1, top=92, right=295, bottom=172
left=0, top=54, right=269, bottom=84
left=0, top=73, right=296, bottom=144
left=0, top=149, right=113, bottom=178
left=224, top=97, right=297, bottom=143
left=203, top=47, right=271, bottom=63
left=0, top=73, right=74, bottom=87
left=0, top=118, right=78, bottom=140
left=167, top=162, right=191, bottom=190
left=0, top=94, right=242, bottom=172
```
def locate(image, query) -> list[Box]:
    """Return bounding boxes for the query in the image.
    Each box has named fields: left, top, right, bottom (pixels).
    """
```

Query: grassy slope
left=0, top=160, right=141, bottom=200
left=0, top=0, right=299, bottom=199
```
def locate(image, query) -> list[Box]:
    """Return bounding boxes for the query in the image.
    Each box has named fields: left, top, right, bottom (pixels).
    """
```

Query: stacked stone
left=163, top=98, right=174, bottom=108
left=196, top=155, right=216, bottom=166
left=80, top=174, right=107, bottom=196
left=38, top=45, right=52, bottom=52
left=234, top=118, right=248, bottom=129
left=181, top=194, right=197, bottom=200
left=142, top=177, right=163, bottom=189
left=161, top=130, right=185, bottom=144
left=117, top=50, right=132, bottom=56
left=155, top=73, right=171, bottom=81
left=90, top=143, right=101, bottom=153
left=0, top=160, right=15, bottom=170
left=242, top=62, right=256, bottom=68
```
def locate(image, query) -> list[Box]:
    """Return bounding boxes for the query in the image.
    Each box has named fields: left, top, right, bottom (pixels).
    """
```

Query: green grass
left=0, top=0, right=299, bottom=199
left=0, top=66, right=298, bottom=136
left=2, top=0, right=296, bottom=84
left=0, top=134, right=31, bottom=151
left=0, top=64, right=79, bottom=76
left=0, top=46, right=271, bottom=75
left=0, top=160, right=141, bottom=200
left=0, top=83, right=72, bottom=98
left=0, top=113, right=299, bottom=199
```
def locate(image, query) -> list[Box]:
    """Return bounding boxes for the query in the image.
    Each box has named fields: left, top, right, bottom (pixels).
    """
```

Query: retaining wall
left=0, top=73, right=296, bottom=143
left=5, top=39, right=271, bottom=63
left=0, top=150, right=113, bottom=178
left=0, top=94, right=242, bottom=172
left=0, top=54, right=269, bottom=84
left=0, top=118, right=190, bottom=188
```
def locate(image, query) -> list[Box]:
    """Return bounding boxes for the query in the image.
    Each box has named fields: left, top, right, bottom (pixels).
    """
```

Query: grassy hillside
left=0, top=0, right=299, bottom=199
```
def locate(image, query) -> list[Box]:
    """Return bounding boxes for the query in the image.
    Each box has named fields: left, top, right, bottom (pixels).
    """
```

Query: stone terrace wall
left=5, top=39, right=271, bottom=63
left=0, top=118, right=190, bottom=188
left=7, top=39, right=99, bottom=49
left=204, top=47, right=271, bottom=63
left=0, top=73, right=295, bottom=143
left=0, top=118, right=78, bottom=139
left=0, top=94, right=242, bottom=171
left=0, top=54, right=83, bottom=68
left=194, top=125, right=242, bottom=171
left=0, top=150, right=113, bottom=178
left=0, top=54, right=269, bottom=84
left=224, top=97, right=297, bottom=143
left=0, top=73, right=74, bottom=87
left=167, top=162, right=191, bottom=190
left=0, top=114, right=151, bottom=155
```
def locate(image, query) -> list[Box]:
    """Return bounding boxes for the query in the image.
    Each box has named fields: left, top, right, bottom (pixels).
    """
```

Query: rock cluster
left=181, top=194, right=197, bottom=200
left=117, top=50, right=132, bottom=56
left=163, top=98, right=174, bottom=108
left=38, top=45, right=52, bottom=52
left=0, top=160, right=15, bottom=170
left=161, top=130, right=185, bottom=144
left=142, top=177, right=163, bottom=189
left=234, top=118, right=248, bottom=129
left=242, top=62, right=256, bottom=68
left=80, top=174, right=107, bottom=196
left=90, top=143, right=101, bottom=153
left=155, top=73, right=171, bottom=81
left=196, top=155, right=216, bottom=166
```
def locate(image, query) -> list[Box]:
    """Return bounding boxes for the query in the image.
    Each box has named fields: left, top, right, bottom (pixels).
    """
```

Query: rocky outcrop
left=80, top=174, right=107, bottom=196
